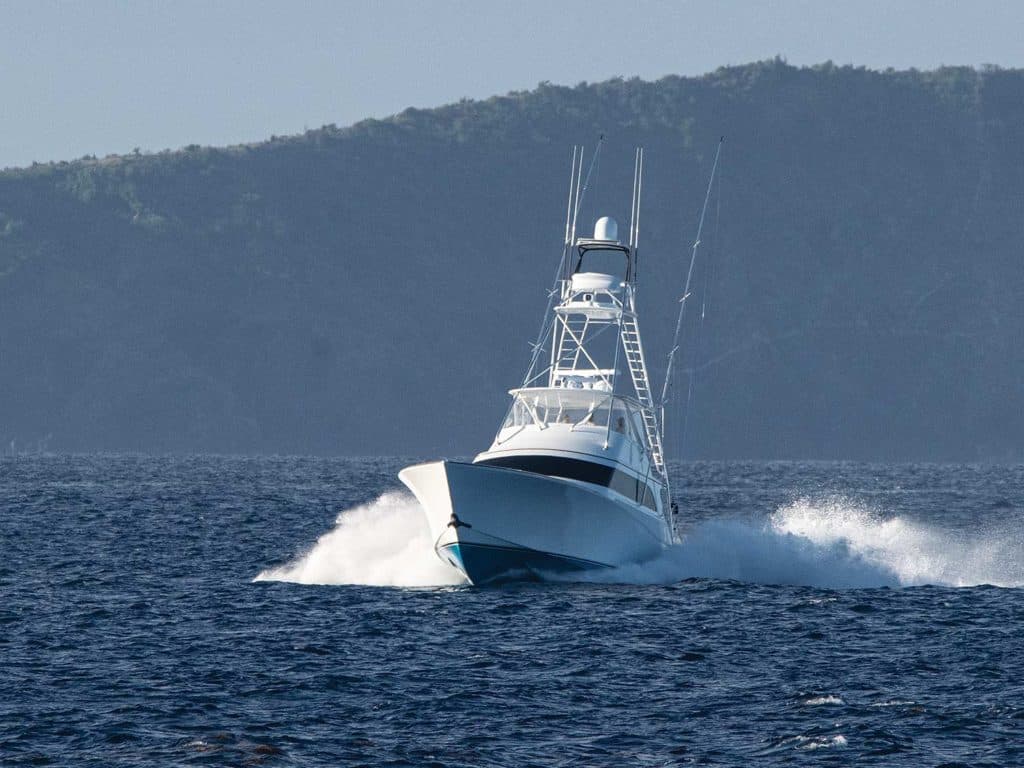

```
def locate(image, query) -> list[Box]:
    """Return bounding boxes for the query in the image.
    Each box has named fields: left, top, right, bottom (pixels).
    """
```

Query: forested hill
left=2, top=60, right=1023, bottom=460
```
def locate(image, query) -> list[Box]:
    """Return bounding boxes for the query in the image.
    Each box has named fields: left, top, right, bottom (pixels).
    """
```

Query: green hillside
left=2, top=60, right=1023, bottom=459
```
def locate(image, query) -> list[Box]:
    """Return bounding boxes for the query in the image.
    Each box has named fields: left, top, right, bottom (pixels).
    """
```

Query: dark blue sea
left=4, top=456, right=1024, bottom=766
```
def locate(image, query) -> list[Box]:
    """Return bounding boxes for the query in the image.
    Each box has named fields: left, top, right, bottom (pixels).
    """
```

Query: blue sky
left=2, top=0, right=1022, bottom=169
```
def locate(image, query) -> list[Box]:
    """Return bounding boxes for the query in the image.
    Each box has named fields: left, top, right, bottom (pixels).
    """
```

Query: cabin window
left=610, top=402, right=642, bottom=444
left=502, top=399, right=535, bottom=429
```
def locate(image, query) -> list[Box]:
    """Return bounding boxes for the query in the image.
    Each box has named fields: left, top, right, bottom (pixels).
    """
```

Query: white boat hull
left=399, top=460, right=671, bottom=584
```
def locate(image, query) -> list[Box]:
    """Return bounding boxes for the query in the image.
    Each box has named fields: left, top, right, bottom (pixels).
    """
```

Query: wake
left=255, top=493, right=1024, bottom=589
left=585, top=499, right=1024, bottom=588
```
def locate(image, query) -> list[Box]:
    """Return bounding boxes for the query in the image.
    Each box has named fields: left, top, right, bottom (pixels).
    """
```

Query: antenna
left=629, top=147, right=644, bottom=281
left=568, top=145, right=585, bottom=257
left=628, top=146, right=644, bottom=251
left=563, top=145, right=579, bottom=249
left=562, top=145, right=581, bottom=280
left=568, top=136, right=605, bottom=255
left=629, top=148, right=639, bottom=249
left=635, top=148, right=643, bottom=250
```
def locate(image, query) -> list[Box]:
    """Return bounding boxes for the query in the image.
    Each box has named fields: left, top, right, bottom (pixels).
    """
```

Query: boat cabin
left=482, top=387, right=655, bottom=475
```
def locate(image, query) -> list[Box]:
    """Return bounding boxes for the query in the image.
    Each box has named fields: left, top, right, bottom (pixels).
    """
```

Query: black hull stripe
left=474, top=455, right=658, bottom=512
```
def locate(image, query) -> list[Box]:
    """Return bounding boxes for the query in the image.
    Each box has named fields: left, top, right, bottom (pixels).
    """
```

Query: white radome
left=593, top=215, right=618, bottom=242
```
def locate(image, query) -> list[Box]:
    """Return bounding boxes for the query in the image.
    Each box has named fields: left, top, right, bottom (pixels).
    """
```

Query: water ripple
left=3, top=456, right=1024, bottom=766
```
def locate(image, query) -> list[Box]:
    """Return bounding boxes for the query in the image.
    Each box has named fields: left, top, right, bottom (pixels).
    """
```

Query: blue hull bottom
left=438, top=542, right=611, bottom=585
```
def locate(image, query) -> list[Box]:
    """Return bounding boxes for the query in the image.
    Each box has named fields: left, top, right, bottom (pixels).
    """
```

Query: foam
left=254, top=491, right=466, bottom=587
left=578, top=498, right=1024, bottom=588
left=256, top=493, right=1024, bottom=590
left=802, top=735, right=848, bottom=750
left=802, top=695, right=844, bottom=706
left=770, top=498, right=1024, bottom=588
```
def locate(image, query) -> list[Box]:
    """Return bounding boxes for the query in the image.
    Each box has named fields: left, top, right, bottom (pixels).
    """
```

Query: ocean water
left=3, top=456, right=1024, bottom=766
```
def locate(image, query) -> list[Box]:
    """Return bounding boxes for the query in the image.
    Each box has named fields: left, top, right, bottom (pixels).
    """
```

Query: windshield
left=502, top=389, right=646, bottom=444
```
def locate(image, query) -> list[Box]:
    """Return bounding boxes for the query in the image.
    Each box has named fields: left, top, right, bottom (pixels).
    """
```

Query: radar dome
left=593, top=216, right=618, bottom=242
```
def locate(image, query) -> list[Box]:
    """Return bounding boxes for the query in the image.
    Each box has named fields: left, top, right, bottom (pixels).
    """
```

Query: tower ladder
left=620, top=313, right=665, bottom=474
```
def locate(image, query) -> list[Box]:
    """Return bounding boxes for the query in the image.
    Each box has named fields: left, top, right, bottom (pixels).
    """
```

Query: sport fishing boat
left=400, top=146, right=679, bottom=584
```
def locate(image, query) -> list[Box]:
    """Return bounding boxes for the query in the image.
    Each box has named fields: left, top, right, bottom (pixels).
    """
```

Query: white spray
left=577, top=498, right=1024, bottom=588
left=254, top=491, right=466, bottom=587
left=256, top=493, right=1024, bottom=590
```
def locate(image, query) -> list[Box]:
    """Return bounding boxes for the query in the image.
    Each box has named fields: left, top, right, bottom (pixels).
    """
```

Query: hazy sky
left=2, top=0, right=1022, bottom=169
